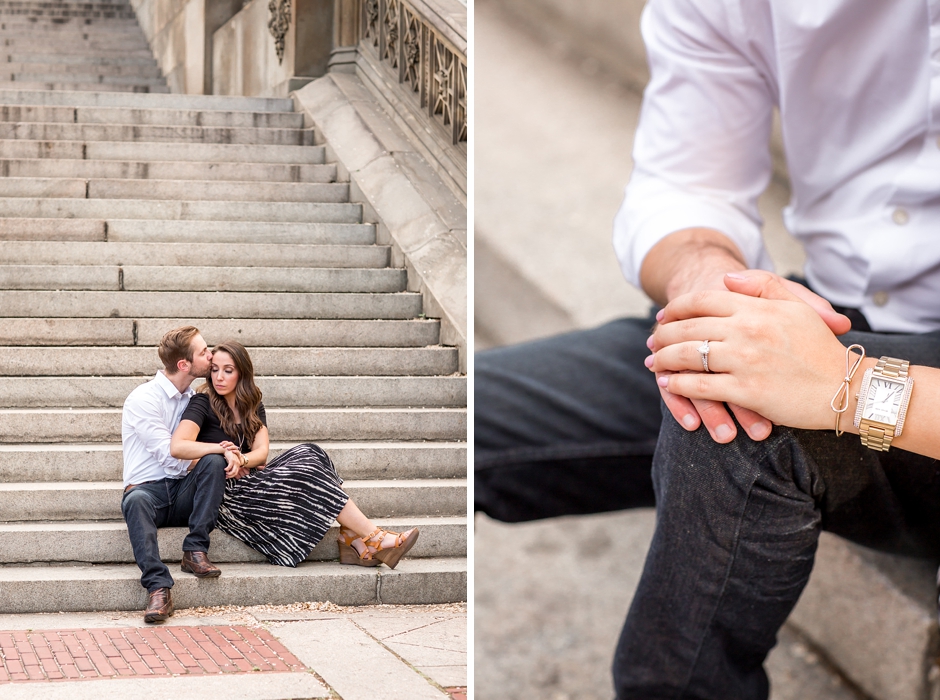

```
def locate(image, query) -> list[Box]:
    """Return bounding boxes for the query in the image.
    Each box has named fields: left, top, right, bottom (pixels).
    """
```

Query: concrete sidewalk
left=0, top=601, right=466, bottom=699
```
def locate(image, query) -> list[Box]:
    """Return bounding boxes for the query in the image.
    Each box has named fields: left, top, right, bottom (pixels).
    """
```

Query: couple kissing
left=121, top=326, right=420, bottom=623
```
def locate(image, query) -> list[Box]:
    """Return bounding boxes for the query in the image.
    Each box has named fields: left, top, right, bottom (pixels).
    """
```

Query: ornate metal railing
left=360, top=0, right=467, bottom=150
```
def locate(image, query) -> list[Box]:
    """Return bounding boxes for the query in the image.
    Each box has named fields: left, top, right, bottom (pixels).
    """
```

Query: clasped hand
left=647, top=271, right=852, bottom=438
left=220, top=441, right=249, bottom=479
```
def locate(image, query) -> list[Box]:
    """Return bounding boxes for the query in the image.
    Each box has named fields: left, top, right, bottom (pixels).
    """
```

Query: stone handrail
left=355, top=0, right=467, bottom=198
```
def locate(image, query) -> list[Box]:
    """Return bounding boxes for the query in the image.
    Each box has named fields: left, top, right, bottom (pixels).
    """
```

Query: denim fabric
left=475, top=316, right=940, bottom=700
left=475, top=315, right=662, bottom=521
left=121, top=453, right=226, bottom=592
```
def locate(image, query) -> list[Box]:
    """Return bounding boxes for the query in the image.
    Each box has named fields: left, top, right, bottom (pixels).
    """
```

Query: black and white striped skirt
left=216, top=442, right=350, bottom=567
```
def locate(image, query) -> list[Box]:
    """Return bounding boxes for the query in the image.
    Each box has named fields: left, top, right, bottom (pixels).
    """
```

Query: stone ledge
left=293, top=74, right=467, bottom=372
left=790, top=533, right=940, bottom=700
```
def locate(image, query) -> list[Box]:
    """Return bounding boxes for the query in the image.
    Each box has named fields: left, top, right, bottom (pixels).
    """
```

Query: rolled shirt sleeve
left=124, top=392, right=191, bottom=479
left=613, top=0, right=776, bottom=286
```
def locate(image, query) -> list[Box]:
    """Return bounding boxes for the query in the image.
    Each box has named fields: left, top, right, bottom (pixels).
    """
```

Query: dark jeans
left=475, top=315, right=940, bottom=700
left=121, top=454, right=226, bottom=592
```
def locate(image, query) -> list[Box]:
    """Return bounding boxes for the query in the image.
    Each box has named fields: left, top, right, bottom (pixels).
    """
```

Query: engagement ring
left=698, top=341, right=711, bottom=373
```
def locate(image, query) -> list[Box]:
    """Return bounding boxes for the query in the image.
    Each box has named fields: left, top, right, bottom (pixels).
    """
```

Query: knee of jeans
left=122, top=488, right=155, bottom=517
left=653, top=413, right=810, bottom=499
left=197, top=453, right=227, bottom=474
left=653, top=414, right=751, bottom=490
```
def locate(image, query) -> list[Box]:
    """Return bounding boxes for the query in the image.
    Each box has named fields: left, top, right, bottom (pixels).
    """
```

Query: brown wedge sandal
left=337, top=526, right=382, bottom=567
left=362, top=527, right=420, bottom=570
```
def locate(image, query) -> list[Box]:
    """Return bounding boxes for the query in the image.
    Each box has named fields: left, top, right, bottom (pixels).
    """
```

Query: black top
left=180, top=393, right=267, bottom=452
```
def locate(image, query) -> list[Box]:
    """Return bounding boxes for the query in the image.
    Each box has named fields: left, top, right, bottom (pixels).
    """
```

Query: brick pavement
left=0, top=625, right=304, bottom=683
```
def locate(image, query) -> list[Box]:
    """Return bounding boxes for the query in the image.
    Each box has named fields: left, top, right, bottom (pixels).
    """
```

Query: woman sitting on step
left=169, top=340, right=419, bottom=569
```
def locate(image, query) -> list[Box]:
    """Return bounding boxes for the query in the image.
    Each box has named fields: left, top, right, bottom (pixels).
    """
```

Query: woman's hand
left=223, top=449, right=244, bottom=479
left=647, top=271, right=851, bottom=431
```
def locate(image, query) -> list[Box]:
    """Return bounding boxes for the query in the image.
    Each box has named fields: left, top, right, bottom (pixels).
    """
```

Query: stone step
left=0, top=1, right=135, bottom=7
left=0, top=10, right=135, bottom=20
left=1, top=178, right=347, bottom=203
left=0, top=88, right=294, bottom=112
left=2, top=50, right=155, bottom=64
left=0, top=197, right=361, bottom=222
left=0, top=8, right=137, bottom=17
left=0, top=557, right=467, bottom=611
left=789, top=534, right=940, bottom=700
left=0, top=346, right=457, bottom=376
left=5, top=52, right=157, bottom=65
left=0, top=265, right=401, bottom=292
left=0, top=441, right=467, bottom=482
left=0, top=17, right=144, bottom=28
left=5, top=74, right=165, bottom=88
left=0, top=62, right=160, bottom=78
left=0, top=81, right=170, bottom=93
left=0, top=478, right=468, bottom=521
left=0, top=318, right=442, bottom=347
left=0, top=30, right=146, bottom=44
left=0, top=290, right=422, bottom=319
left=0, top=122, right=313, bottom=145
left=0, top=158, right=335, bottom=183
left=0, top=243, right=390, bottom=270
left=0, top=104, right=302, bottom=127
left=0, top=139, right=325, bottom=163
left=0, top=1, right=135, bottom=8
left=0, top=516, right=467, bottom=563
left=0, top=35, right=150, bottom=48
left=0, top=219, right=372, bottom=243
left=0, top=375, right=466, bottom=408
left=0, top=407, right=467, bottom=442
left=0, top=42, right=153, bottom=56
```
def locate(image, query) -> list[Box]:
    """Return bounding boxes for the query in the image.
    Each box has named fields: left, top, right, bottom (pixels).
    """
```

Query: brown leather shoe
left=144, top=587, right=173, bottom=624
left=181, top=551, right=221, bottom=578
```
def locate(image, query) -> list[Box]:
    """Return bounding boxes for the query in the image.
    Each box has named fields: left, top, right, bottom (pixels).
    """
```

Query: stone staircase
left=0, top=0, right=467, bottom=614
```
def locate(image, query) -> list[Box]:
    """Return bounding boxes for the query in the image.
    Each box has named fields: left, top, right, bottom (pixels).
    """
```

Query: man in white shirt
left=475, top=0, right=940, bottom=696
left=122, top=326, right=227, bottom=623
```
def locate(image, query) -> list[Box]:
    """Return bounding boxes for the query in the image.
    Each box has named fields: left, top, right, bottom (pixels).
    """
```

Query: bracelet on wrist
left=830, top=344, right=866, bottom=437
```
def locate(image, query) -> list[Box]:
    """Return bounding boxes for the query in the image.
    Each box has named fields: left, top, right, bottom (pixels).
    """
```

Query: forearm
left=640, top=228, right=747, bottom=306
left=241, top=446, right=269, bottom=469
left=835, top=358, right=940, bottom=460
left=170, top=439, right=225, bottom=460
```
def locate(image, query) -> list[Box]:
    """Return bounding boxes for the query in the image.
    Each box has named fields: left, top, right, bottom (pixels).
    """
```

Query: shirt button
left=892, top=207, right=909, bottom=225
left=873, top=291, right=889, bottom=307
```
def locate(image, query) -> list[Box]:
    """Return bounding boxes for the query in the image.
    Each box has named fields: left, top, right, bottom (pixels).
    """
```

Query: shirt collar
left=154, top=370, right=195, bottom=400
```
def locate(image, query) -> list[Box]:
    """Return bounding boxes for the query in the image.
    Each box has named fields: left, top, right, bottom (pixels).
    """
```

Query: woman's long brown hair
left=199, top=340, right=264, bottom=450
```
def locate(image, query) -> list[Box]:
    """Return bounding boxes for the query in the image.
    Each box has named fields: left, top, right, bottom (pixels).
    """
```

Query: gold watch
left=853, top=356, right=914, bottom=451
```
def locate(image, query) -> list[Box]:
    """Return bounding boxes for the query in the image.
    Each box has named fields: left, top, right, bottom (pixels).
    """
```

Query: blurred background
left=472, top=1, right=888, bottom=698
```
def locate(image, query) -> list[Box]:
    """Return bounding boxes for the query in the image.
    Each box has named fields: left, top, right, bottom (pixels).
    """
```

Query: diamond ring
left=698, top=340, right=711, bottom=373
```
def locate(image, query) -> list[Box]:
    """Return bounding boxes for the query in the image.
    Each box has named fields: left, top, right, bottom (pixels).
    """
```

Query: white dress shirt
left=121, top=371, right=194, bottom=488
left=613, top=0, right=940, bottom=333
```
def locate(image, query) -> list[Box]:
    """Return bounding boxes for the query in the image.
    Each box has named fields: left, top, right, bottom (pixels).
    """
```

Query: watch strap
left=874, top=356, right=909, bottom=380
left=859, top=422, right=894, bottom=451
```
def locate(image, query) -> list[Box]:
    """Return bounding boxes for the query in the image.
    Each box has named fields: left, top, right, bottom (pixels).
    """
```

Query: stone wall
left=130, top=0, right=206, bottom=93
left=211, top=0, right=296, bottom=96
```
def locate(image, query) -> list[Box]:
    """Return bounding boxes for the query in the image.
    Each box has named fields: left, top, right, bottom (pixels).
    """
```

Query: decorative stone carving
left=432, top=38, right=453, bottom=127
left=383, top=0, right=399, bottom=68
left=267, top=0, right=291, bottom=64
left=402, top=7, right=420, bottom=92
left=359, top=0, right=466, bottom=147
left=364, top=0, right=378, bottom=48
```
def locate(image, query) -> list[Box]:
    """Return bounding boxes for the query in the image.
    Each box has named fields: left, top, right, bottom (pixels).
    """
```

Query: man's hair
left=158, top=326, right=201, bottom=374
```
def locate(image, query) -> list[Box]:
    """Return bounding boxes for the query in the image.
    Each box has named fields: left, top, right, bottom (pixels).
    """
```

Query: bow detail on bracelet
left=831, top=344, right=866, bottom=437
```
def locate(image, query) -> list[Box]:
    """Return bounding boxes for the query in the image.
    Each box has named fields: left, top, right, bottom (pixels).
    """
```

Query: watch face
left=862, top=376, right=905, bottom=425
